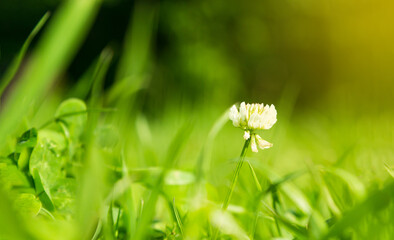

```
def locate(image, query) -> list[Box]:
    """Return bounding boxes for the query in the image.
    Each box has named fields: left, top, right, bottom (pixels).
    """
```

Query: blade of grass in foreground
left=253, top=161, right=312, bottom=215
left=263, top=202, right=309, bottom=240
left=182, top=110, right=229, bottom=239
left=322, top=180, right=394, bottom=239
left=0, top=12, right=50, bottom=100
left=107, top=0, right=157, bottom=103
left=249, top=169, right=308, bottom=239
left=67, top=47, right=113, bottom=100
left=0, top=188, right=33, bottom=240
left=200, top=109, right=230, bottom=179
left=89, top=47, right=113, bottom=106
left=0, top=0, right=101, bottom=150
left=132, top=123, right=193, bottom=240
left=172, top=198, right=184, bottom=237
left=76, top=47, right=114, bottom=238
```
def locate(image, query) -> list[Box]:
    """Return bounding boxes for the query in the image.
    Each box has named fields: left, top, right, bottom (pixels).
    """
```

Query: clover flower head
left=229, top=102, right=277, bottom=152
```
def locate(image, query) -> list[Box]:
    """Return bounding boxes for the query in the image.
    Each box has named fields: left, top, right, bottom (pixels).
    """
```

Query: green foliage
left=55, top=98, right=87, bottom=140
left=0, top=0, right=393, bottom=239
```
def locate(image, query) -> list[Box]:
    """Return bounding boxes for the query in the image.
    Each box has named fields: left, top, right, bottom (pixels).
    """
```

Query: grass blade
left=0, top=12, right=50, bottom=99
left=172, top=197, right=184, bottom=237
left=133, top=123, right=193, bottom=240
left=322, top=180, right=394, bottom=239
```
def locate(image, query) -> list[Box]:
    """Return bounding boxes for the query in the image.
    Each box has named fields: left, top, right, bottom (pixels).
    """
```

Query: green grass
left=1, top=1, right=394, bottom=240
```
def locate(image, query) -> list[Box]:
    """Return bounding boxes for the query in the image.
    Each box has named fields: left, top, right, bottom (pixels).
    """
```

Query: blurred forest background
left=2, top=0, right=393, bottom=114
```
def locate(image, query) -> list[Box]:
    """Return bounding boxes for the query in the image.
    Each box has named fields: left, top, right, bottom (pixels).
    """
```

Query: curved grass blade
left=198, top=109, right=230, bottom=180
left=0, top=12, right=50, bottom=99
left=107, top=0, right=158, bottom=103
left=182, top=110, right=229, bottom=239
left=263, top=202, right=308, bottom=239
left=172, top=197, right=184, bottom=237
left=246, top=160, right=262, bottom=192
left=89, top=46, right=113, bottom=108
left=67, top=46, right=113, bottom=101
left=133, top=123, right=193, bottom=240
left=254, top=162, right=312, bottom=215
left=322, top=180, right=394, bottom=239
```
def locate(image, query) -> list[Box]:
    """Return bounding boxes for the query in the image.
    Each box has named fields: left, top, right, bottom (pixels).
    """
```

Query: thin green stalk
left=221, top=138, right=251, bottom=211
left=272, top=190, right=282, bottom=235
left=247, top=160, right=263, bottom=239
left=247, top=160, right=262, bottom=192
left=0, top=12, right=50, bottom=99
left=249, top=212, right=260, bottom=240
left=212, top=138, right=250, bottom=239
left=39, top=108, right=116, bottom=129
left=172, top=197, right=184, bottom=237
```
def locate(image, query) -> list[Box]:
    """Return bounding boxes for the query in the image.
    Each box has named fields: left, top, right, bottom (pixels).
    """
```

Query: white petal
left=260, top=104, right=277, bottom=129
left=250, top=104, right=258, bottom=115
left=239, top=102, right=247, bottom=126
left=248, top=113, right=259, bottom=129
left=251, top=135, right=258, bottom=152
left=258, top=104, right=265, bottom=114
left=229, top=105, right=238, bottom=119
left=255, top=134, right=273, bottom=149
left=243, top=131, right=250, bottom=140
left=229, top=105, right=240, bottom=127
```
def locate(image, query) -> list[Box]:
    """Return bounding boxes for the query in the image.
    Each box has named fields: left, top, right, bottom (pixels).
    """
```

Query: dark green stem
left=212, top=138, right=251, bottom=239
left=221, top=138, right=251, bottom=210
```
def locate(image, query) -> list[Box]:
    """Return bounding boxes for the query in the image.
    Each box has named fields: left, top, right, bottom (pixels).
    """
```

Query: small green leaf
left=32, top=169, right=54, bottom=211
left=95, top=125, right=119, bottom=149
left=17, top=148, right=30, bottom=170
left=16, top=128, right=38, bottom=151
left=165, top=170, right=195, bottom=186
left=13, top=193, right=42, bottom=216
left=0, top=163, right=30, bottom=190
left=7, top=152, right=20, bottom=165
left=38, top=129, right=67, bottom=154
left=55, top=98, right=87, bottom=141
left=29, top=136, right=63, bottom=212
left=29, top=139, right=62, bottom=189
left=1, top=156, right=15, bottom=165
left=210, top=210, right=249, bottom=240
left=128, top=168, right=196, bottom=187
left=51, top=177, right=76, bottom=217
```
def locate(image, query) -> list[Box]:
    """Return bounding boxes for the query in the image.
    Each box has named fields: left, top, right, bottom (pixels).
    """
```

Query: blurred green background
left=2, top=0, right=393, bottom=111
left=1, top=0, right=394, bottom=239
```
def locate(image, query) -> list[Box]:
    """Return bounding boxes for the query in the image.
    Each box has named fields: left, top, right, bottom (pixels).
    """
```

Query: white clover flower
left=229, top=102, right=277, bottom=152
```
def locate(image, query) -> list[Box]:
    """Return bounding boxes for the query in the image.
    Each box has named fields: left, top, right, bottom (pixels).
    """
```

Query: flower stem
left=212, top=138, right=251, bottom=240
left=221, top=138, right=251, bottom=211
